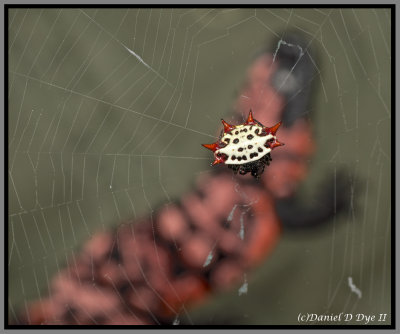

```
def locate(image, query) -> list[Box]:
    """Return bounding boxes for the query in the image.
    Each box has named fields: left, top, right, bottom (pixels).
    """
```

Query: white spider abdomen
left=216, top=124, right=274, bottom=165
left=201, top=110, right=283, bottom=178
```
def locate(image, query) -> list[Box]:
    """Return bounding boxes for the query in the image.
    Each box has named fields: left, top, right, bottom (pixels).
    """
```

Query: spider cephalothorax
left=202, top=110, right=284, bottom=179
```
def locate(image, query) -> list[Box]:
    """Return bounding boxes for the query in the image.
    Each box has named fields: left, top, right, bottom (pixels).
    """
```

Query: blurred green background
left=8, top=8, right=391, bottom=325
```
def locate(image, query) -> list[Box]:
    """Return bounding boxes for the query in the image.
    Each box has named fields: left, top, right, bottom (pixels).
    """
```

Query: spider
left=202, top=110, right=283, bottom=179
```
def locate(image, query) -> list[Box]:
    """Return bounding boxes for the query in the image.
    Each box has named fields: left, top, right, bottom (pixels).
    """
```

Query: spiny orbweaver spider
left=202, top=110, right=284, bottom=179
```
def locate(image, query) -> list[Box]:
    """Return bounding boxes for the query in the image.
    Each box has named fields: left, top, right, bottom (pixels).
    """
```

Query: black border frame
left=4, top=4, right=396, bottom=329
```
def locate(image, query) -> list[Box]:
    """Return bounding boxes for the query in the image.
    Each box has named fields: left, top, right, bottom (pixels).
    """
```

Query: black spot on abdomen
left=250, top=152, right=259, bottom=159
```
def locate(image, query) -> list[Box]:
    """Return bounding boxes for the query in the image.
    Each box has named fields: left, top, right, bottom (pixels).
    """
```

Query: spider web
left=8, top=8, right=392, bottom=325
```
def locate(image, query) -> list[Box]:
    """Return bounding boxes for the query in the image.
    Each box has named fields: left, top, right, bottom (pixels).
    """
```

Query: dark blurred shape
left=270, top=32, right=317, bottom=127
left=277, top=169, right=357, bottom=230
